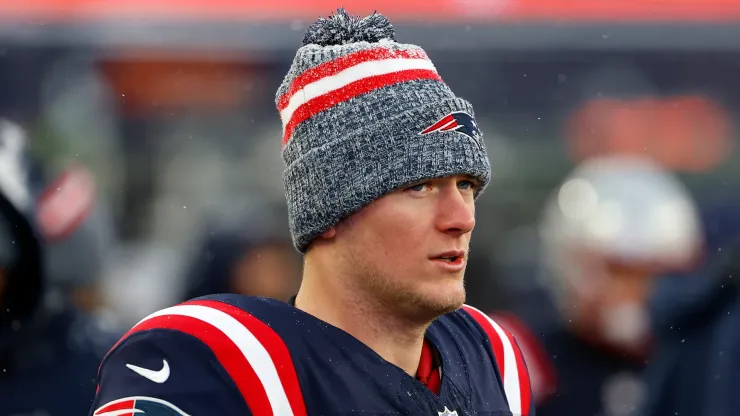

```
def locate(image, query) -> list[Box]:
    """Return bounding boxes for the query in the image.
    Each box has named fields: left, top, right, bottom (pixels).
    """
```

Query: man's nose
left=435, top=187, right=476, bottom=237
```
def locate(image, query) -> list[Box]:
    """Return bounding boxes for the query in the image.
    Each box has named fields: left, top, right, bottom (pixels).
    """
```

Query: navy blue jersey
left=493, top=312, right=645, bottom=416
left=90, top=294, right=534, bottom=416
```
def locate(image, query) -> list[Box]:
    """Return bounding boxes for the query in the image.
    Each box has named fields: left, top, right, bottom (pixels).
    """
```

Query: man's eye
left=407, top=183, right=428, bottom=192
left=458, top=180, right=476, bottom=190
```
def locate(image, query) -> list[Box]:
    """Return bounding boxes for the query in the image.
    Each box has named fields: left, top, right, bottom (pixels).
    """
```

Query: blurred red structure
left=98, top=56, right=257, bottom=116
left=565, top=95, right=733, bottom=172
left=3, top=0, right=740, bottom=22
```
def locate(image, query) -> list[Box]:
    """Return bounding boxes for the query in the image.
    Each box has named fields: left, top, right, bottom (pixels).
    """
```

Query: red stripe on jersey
left=416, top=339, right=441, bottom=395
left=281, top=68, right=441, bottom=146
left=468, top=306, right=534, bottom=416
left=96, top=301, right=307, bottom=416
left=122, top=314, right=275, bottom=415
left=186, top=300, right=307, bottom=416
left=461, top=305, right=506, bottom=379
left=277, top=47, right=430, bottom=111
left=94, top=398, right=135, bottom=415
left=512, top=337, right=533, bottom=416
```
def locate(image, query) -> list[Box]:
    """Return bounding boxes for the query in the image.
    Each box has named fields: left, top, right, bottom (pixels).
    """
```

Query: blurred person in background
left=0, top=119, right=120, bottom=416
left=642, top=201, right=740, bottom=416
left=35, top=161, right=120, bottom=326
left=181, top=205, right=301, bottom=302
left=490, top=155, right=704, bottom=416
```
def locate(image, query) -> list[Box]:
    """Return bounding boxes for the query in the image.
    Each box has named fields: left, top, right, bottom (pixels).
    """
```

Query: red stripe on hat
left=461, top=305, right=506, bottom=381
left=277, top=47, right=429, bottom=111
left=187, top=300, right=307, bottom=416
left=281, top=68, right=441, bottom=147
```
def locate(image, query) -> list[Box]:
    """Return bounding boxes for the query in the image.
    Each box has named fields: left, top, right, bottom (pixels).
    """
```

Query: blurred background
left=1, top=2, right=740, bottom=415
left=1, top=0, right=735, bottom=321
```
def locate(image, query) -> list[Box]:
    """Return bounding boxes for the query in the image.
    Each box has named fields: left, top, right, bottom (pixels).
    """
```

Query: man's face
left=333, top=174, right=479, bottom=321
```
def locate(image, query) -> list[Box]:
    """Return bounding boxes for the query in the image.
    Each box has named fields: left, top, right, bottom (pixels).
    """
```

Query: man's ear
left=321, top=227, right=337, bottom=239
left=305, top=227, right=338, bottom=252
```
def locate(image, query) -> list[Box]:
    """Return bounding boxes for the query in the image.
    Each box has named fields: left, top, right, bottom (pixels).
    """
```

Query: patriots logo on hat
left=420, top=111, right=482, bottom=146
left=94, top=396, right=191, bottom=416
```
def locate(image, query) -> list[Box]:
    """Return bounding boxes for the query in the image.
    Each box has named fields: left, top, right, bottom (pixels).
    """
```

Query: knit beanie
left=277, top=8, right=491, bottom=252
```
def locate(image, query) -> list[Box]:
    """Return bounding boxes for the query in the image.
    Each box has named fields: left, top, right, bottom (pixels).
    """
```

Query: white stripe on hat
left=279, top=58, right=437, bottom=130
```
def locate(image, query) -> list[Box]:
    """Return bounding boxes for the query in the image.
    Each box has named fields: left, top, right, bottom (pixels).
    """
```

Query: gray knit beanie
left=277, top=8, right=491, bottom=252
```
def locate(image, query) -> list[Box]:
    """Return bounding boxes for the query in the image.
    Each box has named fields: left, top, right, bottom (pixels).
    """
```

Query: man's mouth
left=436, top=255, right=461, bottom=263
left=430, top=250, right=466, bottom=265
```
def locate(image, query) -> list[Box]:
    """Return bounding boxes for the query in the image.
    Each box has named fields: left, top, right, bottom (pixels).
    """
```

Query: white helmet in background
left=539, top=155, right=703, bottom=349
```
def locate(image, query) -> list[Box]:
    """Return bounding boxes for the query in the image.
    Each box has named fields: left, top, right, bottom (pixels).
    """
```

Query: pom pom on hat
left=302, top=8, right=396, bottom=46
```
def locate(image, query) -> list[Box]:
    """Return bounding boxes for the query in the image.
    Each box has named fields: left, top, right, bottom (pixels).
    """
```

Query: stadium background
left=0, top=0, right=738, bottom=327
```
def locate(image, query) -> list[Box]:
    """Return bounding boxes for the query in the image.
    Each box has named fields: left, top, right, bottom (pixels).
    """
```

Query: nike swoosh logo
left=126, top=359, right=170, bottom=383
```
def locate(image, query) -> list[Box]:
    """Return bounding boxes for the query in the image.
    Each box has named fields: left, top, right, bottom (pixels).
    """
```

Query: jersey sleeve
left=90, top=329, right=252, bottom=416
left=461, top=305, right=536, bottom=416
left=90, top=298, right=307, bottom=416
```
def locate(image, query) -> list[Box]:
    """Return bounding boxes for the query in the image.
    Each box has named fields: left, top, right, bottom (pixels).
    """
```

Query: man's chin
left=368, top=274, right=466, bottom=322
left=412, top=288, right=466, bottom=320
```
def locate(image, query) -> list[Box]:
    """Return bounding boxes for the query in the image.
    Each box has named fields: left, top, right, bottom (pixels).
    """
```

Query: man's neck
left=295, top=267, right=427, bottom=376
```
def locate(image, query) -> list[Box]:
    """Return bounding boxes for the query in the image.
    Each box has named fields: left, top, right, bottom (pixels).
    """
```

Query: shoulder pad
left=461, top=305, right=534, bottom=416
left=98, top=296, right=307, bottom=416
left=93, top=329, right=249, bottom=416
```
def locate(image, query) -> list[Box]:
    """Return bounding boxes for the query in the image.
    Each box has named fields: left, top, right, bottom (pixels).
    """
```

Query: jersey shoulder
left=440, top=305, right=535, bottom=416
left=91, top=294, right=307, bottom=416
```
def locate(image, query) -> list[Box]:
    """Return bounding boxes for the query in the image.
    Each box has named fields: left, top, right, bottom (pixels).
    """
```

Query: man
left=491, top=156, right=704, bottom=416
left=0, top=119, right=120, bottom=415
left=89, top=9, right=534, bottom=416
left=38, top=161, right=117, bottom=318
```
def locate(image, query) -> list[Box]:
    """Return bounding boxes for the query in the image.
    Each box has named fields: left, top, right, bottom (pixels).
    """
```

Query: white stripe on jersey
left=138, top=304, right=295, bottom=416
